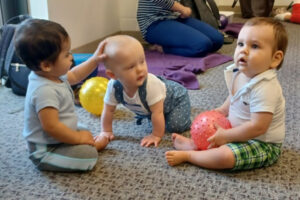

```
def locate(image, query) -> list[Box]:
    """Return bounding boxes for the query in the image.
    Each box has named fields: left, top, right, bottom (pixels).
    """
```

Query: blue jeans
left=145, top=17, right=224, bottom=57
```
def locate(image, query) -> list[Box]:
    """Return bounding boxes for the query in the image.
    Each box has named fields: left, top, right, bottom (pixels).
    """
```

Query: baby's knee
left=217, top=146, right=235, bottom=168
left=165, top=111, right=191, bottom=133
left=77, top=144, right=98, bottom=158
left=166, top=125, right=188, bottom=133
left=166, top=119, right=191, bottom=133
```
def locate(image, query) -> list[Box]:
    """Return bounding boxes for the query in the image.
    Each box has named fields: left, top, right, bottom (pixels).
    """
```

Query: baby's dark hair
left=14, top=18, right=69, bottom=71
left=244, top=17, right=288, bottom=70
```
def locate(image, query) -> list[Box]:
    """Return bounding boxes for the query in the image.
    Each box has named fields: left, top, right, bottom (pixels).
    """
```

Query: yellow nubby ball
left=79, top=77, right=108, bottom=116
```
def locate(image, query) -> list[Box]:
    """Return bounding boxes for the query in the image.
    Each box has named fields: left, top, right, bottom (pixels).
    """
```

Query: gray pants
left=239, top=0, right=274, bottom=18
left=27, top=142, right=98, bottom=172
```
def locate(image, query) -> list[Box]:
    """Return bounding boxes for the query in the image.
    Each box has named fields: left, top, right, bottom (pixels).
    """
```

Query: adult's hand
left=180, top=6, right=192, bottom=18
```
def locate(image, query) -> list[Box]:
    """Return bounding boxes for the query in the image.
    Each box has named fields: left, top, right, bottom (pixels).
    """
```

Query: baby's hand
left=94, top=134, right=110, bottom=151
left=100, top=131, right=115, bottom=141
left=78, top=130, right=95, bottom=146
left=92, top=40, right=107, bottom=64
left=207, top=123, right=228, bottom=149
left=179, top=6, right=192, bottom=18
left=141, top=134, right=162, bottom=147
left=93, top=132, right=114, bottom=151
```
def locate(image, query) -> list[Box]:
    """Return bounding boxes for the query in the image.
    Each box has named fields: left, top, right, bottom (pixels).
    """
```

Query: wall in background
left=118, top=0, right=291, bottom=31
left=29, top=0, right=48, bottom=19
left=119, top=0, right=139, bottom=31
left=28, top=0, right=291, bottom=50
left=29, top=0, right=120, bottom=50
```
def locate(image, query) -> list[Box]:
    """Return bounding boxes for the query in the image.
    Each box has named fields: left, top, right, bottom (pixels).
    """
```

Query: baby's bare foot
left=172, top=133, right=197, bottom=150
left=165, top=151, right=188, bottom=166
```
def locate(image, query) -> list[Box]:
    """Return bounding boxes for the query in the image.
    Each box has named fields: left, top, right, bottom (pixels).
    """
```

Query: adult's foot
left=274, top=12, right=292, bottom=21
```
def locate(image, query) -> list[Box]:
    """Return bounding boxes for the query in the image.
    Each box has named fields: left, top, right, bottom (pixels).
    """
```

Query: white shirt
left=225, top=64, right=285, bottom=143
left=104, top=73, right=166, bottom=115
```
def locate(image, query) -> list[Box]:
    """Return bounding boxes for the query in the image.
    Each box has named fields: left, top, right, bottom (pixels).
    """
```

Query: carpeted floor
left=0, top=20, right=299, bottom=199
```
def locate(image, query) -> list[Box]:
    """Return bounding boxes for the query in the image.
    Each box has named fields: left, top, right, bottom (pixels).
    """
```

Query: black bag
left=181, top=0, right=220, bottom=29
left=232, top=0, right=275, bottom=18
left=0, top=15, right=31, bottom=96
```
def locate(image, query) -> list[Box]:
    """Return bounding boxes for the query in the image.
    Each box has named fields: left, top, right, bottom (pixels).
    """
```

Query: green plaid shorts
left=226, top=140, right=282, bottom=171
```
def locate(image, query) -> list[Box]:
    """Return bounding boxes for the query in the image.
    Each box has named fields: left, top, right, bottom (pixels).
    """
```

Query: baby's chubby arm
left=214, top=95, right=231, bottom=117
left=141, top=99, right=165, bottom=147
left=38, top=107, right=94, bottom=145
left=67, top=40, right=107, bottom=85
left=207, top=112, right=273, bottom=148
left=94, top=103, right=116, bottom=150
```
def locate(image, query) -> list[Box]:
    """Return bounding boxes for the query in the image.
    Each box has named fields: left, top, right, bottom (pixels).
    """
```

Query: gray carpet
left=1, top=21, right=300, bottom=200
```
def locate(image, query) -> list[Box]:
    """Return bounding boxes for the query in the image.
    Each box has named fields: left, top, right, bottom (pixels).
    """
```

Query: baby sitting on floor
left=165, top=17, right=288, bottom=171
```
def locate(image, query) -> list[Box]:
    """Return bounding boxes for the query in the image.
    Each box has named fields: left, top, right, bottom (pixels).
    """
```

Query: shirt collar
left=243, top=68, right=277, bottom=90
left=224, top=64, right=277, bottom=98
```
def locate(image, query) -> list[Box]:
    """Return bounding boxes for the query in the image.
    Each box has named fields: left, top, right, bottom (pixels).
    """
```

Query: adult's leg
left=146, top=19, right=217, bottom=57
left=239, top=0, right=253, bottom=18
left=28, top=142, right=98, bottom=172
left=178, top=17, right=224, bottom=52
left=251, top=0, right=274, bottom=17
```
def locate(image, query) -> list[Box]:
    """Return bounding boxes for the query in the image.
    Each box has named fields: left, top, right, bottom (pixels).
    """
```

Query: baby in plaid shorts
left=165, top=17, right=288, bottom=171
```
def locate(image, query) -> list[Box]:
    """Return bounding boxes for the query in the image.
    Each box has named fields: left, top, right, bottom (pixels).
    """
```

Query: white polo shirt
left=224, top=64, right=285, bottom=143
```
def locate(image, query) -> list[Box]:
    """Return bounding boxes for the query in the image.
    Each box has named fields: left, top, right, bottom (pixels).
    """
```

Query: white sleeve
left=250, top=80, right=281, bottom=113
left=103, top=79, right=118, bottom=106
left=145, top=74, right=166, bottom=106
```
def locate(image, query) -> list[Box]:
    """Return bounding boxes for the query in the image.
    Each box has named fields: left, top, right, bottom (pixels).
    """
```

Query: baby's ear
left=105, top=69, right=116, bottom=79
left=271, top=50, right=283, bottom=69
left=40, top=61, right=52, bottom=72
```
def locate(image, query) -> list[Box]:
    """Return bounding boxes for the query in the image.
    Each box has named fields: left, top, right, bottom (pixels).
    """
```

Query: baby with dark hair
left=15, top=18, right=107, bottom=172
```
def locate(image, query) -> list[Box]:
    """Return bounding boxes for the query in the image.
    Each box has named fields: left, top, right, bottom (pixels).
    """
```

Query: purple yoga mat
left=97, top=51, right=233, bottom=90
left=222, top=23, right=244, bottom=38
